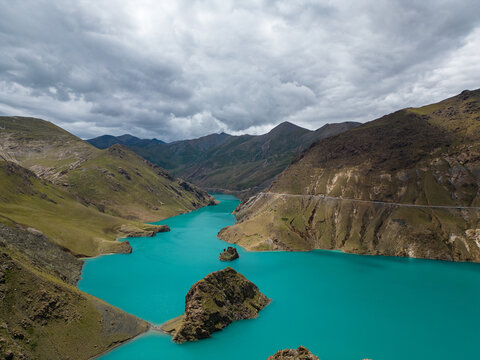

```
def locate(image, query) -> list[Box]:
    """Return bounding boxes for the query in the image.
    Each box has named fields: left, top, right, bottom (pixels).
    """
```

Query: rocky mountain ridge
left=0, top=158, right=170, bottom=256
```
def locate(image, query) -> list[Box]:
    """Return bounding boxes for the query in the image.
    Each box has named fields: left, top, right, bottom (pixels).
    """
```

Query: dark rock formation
left=267, top=346, right=319, bottom=360
left=163, top=267, right=270, bottom=343
left=117, top=240, right=133, bottom=254
left=219, top=246, right=239, bottom=261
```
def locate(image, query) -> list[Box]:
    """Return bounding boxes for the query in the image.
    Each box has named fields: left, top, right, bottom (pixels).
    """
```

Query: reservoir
left=79, top=194, right=480, bottom=359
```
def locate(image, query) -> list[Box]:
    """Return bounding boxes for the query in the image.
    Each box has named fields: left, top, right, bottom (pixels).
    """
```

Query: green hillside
left=0, top=160, right=166, bottom=256
left=0, top=116, right=215, bottom=223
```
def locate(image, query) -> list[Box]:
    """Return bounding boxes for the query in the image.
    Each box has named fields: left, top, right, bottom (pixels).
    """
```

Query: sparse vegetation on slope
left=219, top=89, right=480, bottom=262
left=0, top=225, right=148, bottom=360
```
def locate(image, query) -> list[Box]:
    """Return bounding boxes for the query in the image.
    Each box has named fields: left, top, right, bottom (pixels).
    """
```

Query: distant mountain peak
left=87, top=134, right=165, bottom=149
left=267, top=121, right=309, bottom=136
left=274, top=121, right=302, bottom=129
left=117, top=134, right=139, bottom=141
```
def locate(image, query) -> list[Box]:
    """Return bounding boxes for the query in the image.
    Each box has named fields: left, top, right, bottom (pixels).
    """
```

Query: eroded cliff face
left=219, top=89, right=480, bottom=262
left=162, top=267, right=270, bottom=343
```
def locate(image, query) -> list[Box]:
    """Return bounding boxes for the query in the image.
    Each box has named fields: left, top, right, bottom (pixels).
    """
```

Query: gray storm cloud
left=0, top=0, right=479, bottom=141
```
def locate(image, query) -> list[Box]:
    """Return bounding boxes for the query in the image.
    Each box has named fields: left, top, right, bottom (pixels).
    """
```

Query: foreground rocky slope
left=0, top=116, right=215, bottom=223
left=162, top=267, right=270, bottom=343
left=0, top=225, right=148, bottom=360
left=267, top=347, right=319, bottom=360
left=219, top=89, right=480, bottom=262
left=89, top=121, right=360, bottom=194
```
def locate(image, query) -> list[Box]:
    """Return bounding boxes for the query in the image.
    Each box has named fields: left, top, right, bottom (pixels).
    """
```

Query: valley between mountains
left=1, top=89, right=480, bottom=359
left=88, top=120, right=360, bottom=196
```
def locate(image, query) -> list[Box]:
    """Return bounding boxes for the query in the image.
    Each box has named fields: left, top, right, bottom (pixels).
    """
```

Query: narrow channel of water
left=79, top=194, right=480, bottom=360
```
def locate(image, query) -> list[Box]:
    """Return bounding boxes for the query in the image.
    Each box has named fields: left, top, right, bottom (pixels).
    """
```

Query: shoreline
left=216, top=235, right=480, bottom=264
left=89, top=326, right=159, bottom=360
left=82, top=199, right=221, bottom=359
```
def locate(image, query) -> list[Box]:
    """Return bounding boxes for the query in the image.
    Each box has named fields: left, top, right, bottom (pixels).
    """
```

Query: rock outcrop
left=267, top=347, right=319, bottom=360
left=117, top=224, right=170, bottom=238
left=219, top=246, right=239, bottom=261
left=162, top=267, right=270, bottom=343
left=0, top=223, right=83, bottom=285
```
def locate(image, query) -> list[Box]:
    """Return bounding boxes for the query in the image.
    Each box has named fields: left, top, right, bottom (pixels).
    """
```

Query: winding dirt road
left=259, top=192, right=480, bottom=210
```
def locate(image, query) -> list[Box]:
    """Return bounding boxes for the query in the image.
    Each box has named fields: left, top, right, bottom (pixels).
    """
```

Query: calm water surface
left=79, top=194, right=480, bottom=360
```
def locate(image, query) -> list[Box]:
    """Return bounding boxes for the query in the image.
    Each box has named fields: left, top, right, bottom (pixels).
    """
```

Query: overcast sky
left=1, top=0, right=479, bottom=141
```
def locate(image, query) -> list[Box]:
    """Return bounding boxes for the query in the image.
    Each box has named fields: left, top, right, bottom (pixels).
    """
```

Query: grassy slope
left=0, top=116, right=215, bottom=223
left=0, top=239, right=148, bottom=360
left=219, top=90, right=480, bottom=262
left=65, top=145, right=214, bottom=222
left=0, top=160, right=164, bottom=256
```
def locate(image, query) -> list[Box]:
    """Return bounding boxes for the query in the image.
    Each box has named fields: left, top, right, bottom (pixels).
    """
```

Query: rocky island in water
left=267, top=346, right=320, bottom=360
left=219, top=246, right=240, bottom=261
left=161, top=267, right=270, bottom=343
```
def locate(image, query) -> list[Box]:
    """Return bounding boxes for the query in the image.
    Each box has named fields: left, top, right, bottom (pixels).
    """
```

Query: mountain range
left=88, top=121, right=361, bottom=194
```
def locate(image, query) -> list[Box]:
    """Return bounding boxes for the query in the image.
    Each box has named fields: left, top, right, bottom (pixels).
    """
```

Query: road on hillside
left=258, top=192, right=480, bottom=210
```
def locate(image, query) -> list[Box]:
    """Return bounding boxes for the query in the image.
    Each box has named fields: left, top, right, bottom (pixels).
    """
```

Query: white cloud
left=0, top=0, right=479, bottom=141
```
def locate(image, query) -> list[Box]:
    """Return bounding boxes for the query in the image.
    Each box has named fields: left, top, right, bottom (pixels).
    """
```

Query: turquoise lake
left=79, top=194, right=480, bottom=360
